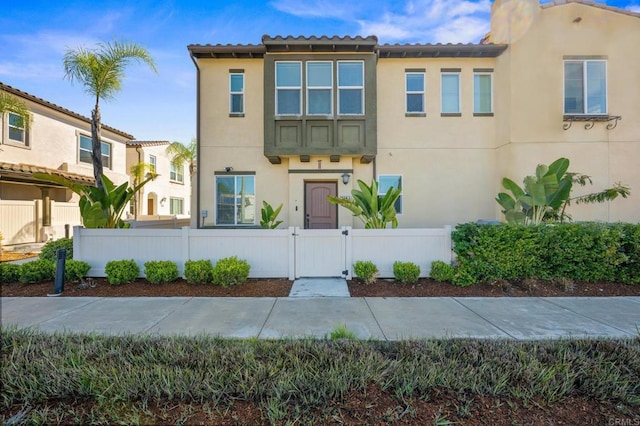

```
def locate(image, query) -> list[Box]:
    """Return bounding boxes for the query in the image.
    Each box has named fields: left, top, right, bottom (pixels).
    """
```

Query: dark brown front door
left=305, top=181, right=337, bottom=229
left=147, top=198, right=154, bottom=215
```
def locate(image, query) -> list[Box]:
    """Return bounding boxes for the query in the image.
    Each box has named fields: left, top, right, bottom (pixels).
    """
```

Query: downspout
left=189, top=51, right=202, bottom=228
left=135, top=146, right=142, bottom=220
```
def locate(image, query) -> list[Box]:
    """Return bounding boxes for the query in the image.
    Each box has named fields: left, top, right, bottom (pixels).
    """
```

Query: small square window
left=170, top=162, right=184, bottom=183
left=170, top=197, right=184, bottom=215
left=378, top=175, right=402, bottom=214
left=79, top=134, right=111, bottom=169
left=564, top=60, right=607, bottom=114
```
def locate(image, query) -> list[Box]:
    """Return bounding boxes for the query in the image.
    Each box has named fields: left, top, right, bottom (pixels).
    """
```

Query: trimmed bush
left=64, top=260, right=91, bottom=283
left=393, top=261, right=420, bottom=284
left=105, top=259, right=139, bottom=285
left=184, top=260, right=213, bottom=284
left=452, top=222, right=640, bottom=285
left=144, top=261, right=179, bottom=284
left=212, top=256, right=250, bottom=286
left=353, top=260, right=379, bottom=284
left=0, top=263, right=21, bottom=284
left=39, top=238, right=73, bottom=262
left=18, top=259, right=55, bottom=284
left=430, top=261, right=455, bottom=283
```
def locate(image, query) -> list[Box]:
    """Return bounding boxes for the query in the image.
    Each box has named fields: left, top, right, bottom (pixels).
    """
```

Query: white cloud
left=269, top=0, right=365, bottom=19
left=626, top=4, right=640, bottom=13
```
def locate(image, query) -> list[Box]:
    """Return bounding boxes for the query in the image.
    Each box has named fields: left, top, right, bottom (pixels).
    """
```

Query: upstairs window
left=215, top=175, right=256, bottom=226
left=8, top=112, right=27, bottom=144
left=149, top=155, right=156, bottom=173
left=378, top=175, right=403, bottom=214
left=276, top=62, right=302, bottom=115
left=473, top=72, right=493, bottom=114
left=441, top=72, right=461, bottom=114
left=338, top=61, right=364, bottom=115
left=306, top=61, right=332, bottom=115
left=170, top=162, right=184, bottom=183
left=405, top=72, right=425, bottom=114
left=230, top=72, right=244, bottom=114
left=564, top=60, right=607, bottom=114
left=79, top=134, right=111, bottom=169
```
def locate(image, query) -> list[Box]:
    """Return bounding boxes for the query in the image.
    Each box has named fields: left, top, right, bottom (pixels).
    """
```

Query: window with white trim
left=170, top=197, right=184, bottom=215
left=441, top=72, right=460, bottom=114
left=338, top=61, right=364, bottom=115
left=149, top=155, right=156, bottom=173
left=378, top=175, right=402, bottom=214
left=306, top=61, right=332, bottom=115
left=215, top=175, right=256, bottom=225
left=406, top=72, right=425, bottom=114
left=275, top=61, right=302, bottom=115
left=230, top=73, right=244, bottom=114
left=564, top=60, right=607, bottom=114
left=473, top=73, right=493, bottom=114
left=170, top=161, right=184, bottom=183
left=7, top=112, right=27, bottom=144
left=79, top=134, right=111, bottom=169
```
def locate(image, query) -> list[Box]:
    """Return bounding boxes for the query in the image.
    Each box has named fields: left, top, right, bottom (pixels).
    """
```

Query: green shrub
left=430, top=261, right=455, bottom=283
left=144, top=260, right=179, bottom=284
left=393, top=261, right=420, bottom=284
left=0, top=263, right=21, bottom=284
left=18, top=259, right=55, bottom=284
left=39, top=238, right=73, bottom=262
left=353, top=260, right=379, bottom=284
left=212, top=256, right=250, bottom=286
left=64, top=260, right=91, bottom=282
left=184, top=260, right=213, bottom=284
left=105, top=259, right=139, bottom=285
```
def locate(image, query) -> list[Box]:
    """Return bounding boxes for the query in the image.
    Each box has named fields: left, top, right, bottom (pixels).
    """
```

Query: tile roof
left=0, top=162, right=95, bottom=185
left=378, top=43, right=507, bottom=58
left=126, top=140, right=170, bottom=147
left=0, top=82, right=134, bottom=140
left=540, top=0, right=640, bottom=18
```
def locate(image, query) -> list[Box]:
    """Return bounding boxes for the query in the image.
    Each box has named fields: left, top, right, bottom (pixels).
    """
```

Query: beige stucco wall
left=493, top=2, right=640, bottom=222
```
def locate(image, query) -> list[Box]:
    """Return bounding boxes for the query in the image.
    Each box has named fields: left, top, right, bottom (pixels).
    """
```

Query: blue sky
left=2, top=0, right=638, bottom=144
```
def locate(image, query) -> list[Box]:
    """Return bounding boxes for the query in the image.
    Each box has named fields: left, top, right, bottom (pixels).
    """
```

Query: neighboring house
left=187, top=0, right=639, bottom=229
left=125, top=141, right=191, bottom=219
left=0, top=82, right=132, bottom=244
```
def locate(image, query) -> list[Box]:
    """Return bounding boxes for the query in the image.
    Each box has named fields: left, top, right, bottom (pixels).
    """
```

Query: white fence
left=0, top=200, right=80, bottom=245
left=73, top=225, right=452, bottom=280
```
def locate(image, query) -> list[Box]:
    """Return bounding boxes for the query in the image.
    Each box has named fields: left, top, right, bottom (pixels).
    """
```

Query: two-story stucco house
left=188, top=0, right=639, bottom=229
left=0, top=82, right=132, bottom=244
left=125, top=141, right=192, bottom=219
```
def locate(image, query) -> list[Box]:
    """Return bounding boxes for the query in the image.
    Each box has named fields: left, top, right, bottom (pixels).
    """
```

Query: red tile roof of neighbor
left=126, top=141, right=170, bottom=147
left=0, top=82, right=134, bottom=140
left=0, top=162, right=95, bottom=185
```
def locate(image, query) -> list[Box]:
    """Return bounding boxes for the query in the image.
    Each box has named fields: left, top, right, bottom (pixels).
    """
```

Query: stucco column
left=40, top=187, right=51, bottom=227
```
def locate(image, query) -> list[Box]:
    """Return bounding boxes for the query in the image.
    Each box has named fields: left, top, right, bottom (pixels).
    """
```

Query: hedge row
left=452, top=222, right=640, bottom=285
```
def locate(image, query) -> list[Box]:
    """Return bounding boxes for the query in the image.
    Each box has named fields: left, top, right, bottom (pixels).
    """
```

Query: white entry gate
left=294, top=227, right=350, bottom=278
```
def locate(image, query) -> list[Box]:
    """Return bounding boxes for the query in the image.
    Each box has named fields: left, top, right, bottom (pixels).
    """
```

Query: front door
left=147, top=198, right=154, bottom=215
left=305, top=181, right=337, bottom=229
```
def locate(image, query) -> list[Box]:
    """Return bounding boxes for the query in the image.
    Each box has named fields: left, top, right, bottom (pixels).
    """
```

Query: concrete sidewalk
left=2, top=296, right=639, bottom=340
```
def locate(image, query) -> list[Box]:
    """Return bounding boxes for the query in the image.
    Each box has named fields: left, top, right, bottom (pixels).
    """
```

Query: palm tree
left=129, top=162, right=158, bottom=219
left=166, top=139, right=197, bottom=177
left=63, top=41, right=156, bottom=191
left=0, top=90, right=30, bottom=129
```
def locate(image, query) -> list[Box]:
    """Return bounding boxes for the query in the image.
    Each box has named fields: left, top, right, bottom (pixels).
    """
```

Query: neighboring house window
left=230, top=72, right=244, bottom=114
left=378, top=175, right=402, bottom=214
left=564, top=60, right=607, bottom=114
left=473, top=72, right=493, bottom=114
left=275, top=61, right=302, bottom=115
left=170, top=197, right=184, bottom=215
left=7, top=112, right=27, bottom=144
left=149, top=155, right=156, bottom=173
left=215, top=175, right=256, bottom=225
left=441, top=72, right=461, bottom=114
left=338, top=61, right=364, bottom=115
left=79, top=134, right=111, bottom=169
left=170, top=161, right=184, bottom=183
left=306, top=61, right=332, bottom=115
left=406, top=72, right=425, bottom=114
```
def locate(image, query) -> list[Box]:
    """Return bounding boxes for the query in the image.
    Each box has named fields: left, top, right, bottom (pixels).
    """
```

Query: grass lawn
left=1, top=327, right=639, bottom=424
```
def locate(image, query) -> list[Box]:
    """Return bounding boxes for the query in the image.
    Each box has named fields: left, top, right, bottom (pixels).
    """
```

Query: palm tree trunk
left=91, top=104, right=104, bottom=191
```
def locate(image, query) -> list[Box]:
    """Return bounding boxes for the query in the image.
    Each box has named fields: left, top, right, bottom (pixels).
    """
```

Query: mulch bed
left=2, top=277, right=639, bottom=298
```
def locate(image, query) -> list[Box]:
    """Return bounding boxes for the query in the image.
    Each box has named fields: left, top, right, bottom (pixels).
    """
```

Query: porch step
left=289, top=278, right=350, bottom=297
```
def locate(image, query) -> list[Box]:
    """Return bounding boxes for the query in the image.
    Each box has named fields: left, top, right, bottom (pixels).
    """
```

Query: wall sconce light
left=342, top=172, right=350, bottom=185
left=225, top=166, right=233, bottom=172
left=160, top=197, right=167, bottom=206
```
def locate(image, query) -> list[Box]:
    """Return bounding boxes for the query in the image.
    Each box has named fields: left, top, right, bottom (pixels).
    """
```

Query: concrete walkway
left=2, top=296, right=639, bottom=340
